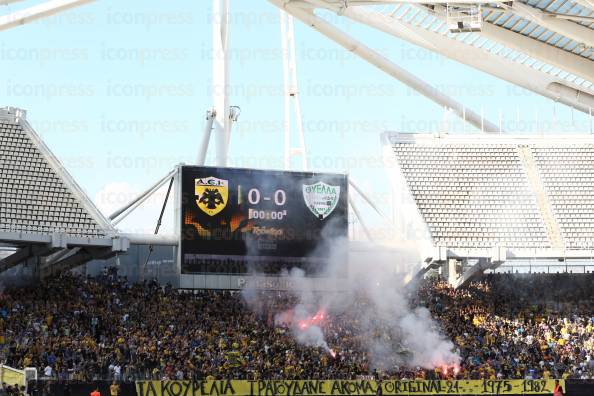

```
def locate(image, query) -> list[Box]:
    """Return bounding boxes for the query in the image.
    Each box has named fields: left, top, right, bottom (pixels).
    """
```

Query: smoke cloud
left=242, top=214, right=459, bottom=373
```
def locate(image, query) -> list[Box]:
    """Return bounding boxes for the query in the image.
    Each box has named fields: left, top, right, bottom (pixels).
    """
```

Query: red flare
left=310, top=309, right=326, bottom=325
left=329, top=349, right=336, bottom=358
left=297, top=308, right=327, bottom=331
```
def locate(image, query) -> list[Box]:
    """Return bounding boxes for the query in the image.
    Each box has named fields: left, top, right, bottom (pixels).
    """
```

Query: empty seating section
left=532, top=146, right=594, bottom=250
left=0, top=120, right=105, bottom=237
left=393, top=144, right=549, bottom=249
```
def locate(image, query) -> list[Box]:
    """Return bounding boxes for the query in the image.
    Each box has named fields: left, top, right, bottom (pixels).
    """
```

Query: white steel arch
left=2, top=0, right=592, bottom=157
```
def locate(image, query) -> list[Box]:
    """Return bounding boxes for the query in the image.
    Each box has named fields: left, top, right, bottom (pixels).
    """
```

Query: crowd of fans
left=0, top=270, right=592, bottom=384
left=418, top=274, right=594, bottom=381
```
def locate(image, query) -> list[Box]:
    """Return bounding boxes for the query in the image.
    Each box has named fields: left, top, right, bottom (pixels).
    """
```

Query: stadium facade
left=0, top=107, right=129, bottom=284
left=383, top=132, right=594, bottom=287
left=2, top=106, right=594, bottom=290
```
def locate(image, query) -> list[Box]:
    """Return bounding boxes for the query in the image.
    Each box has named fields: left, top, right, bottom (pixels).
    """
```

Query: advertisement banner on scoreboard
left=180, top=166, right=349, bottom=275
left=135, top=379, right=565, bottom=396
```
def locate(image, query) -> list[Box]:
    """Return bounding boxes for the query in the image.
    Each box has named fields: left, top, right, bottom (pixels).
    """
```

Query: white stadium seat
left=390, top=136, right=594, bottom=250
left=0, top=109, right=108, bottom=238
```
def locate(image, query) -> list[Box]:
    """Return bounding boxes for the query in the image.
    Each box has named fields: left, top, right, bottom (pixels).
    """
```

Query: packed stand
left=0, top=271, right=592, bottom=382
left=418, top=274, right=594, bottom=380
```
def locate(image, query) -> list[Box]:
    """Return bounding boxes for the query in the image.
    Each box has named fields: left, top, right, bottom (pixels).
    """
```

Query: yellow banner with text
left=135, top=379, right=564, bottom=396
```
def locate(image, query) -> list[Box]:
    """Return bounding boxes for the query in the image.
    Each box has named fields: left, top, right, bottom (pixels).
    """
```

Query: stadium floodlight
left=445, top=4, right=482, bottom=33
left=229, top=106, right=241, bottom=122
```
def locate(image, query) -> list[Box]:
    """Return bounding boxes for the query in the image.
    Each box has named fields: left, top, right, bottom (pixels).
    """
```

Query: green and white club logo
left=302, top=181, right=340, bottom=220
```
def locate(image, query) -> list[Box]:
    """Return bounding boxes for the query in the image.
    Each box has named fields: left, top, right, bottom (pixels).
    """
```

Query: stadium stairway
left=517, top=146, right=564, bottom=249
left=384, top=132, right=594, bottom=289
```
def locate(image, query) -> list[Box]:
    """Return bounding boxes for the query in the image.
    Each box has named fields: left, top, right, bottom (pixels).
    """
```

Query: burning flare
left=297, top=308, right=326, bottom=330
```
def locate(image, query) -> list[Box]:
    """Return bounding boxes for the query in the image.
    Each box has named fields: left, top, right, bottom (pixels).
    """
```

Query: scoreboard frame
left=177, top=165, right=348, bottom=278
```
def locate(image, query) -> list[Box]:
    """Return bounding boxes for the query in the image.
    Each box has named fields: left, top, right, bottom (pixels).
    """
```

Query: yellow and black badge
left=195, top=176, right=228, bottom=216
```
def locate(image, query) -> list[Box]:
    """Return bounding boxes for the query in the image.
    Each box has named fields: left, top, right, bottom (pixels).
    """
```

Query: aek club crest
left=302, top=181, right=340, bottom=220
left=195, top=176, right=228, bottom=216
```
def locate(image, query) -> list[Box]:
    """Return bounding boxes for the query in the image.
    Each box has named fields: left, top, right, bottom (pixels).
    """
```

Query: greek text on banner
left=135, top=379, right=564, bottom=396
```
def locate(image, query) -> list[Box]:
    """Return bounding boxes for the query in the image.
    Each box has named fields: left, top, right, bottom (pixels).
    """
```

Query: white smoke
left=242, top=232, right=459, bottom=372
left=295, top=324, right=326, bottom=349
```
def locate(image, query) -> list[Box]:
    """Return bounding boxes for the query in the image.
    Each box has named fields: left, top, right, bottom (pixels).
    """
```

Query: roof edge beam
left=421, top=4, right=594, bottom=82
left=570, top=0, right=594, bottom=12
left=270, top=0, right=502, bottom=132
left=0, top=0, right=95, bottom=32
left=548, top=82, right=594, bottom=108
left=40, top=246, right=115, bottom=279
left=0, top=244, right=62, bottom=274
left=324, top=5, right=594, bottom=113
left=545, top=12, right=594, bottom=23
left=478, top=15, right=594, bottom=83
left=119, top=233, right=178, bottom=246
left=0, top=247, right=32, bottom=273
left=511, top=2, right=594, bottom=49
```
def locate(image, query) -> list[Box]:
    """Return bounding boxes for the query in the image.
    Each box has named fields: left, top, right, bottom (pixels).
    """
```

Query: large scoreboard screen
left=180, top=166, right=348, bottom=275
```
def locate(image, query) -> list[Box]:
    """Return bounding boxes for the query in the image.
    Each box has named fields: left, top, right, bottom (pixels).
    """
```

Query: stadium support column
left=197, top=110, right=216, bottom=165
left=349, top=196, right=373, bottom=241
left=212, top=0, right=232, bottom=166
left=280, top=10, right=308, bottom=171
left=452, top=257, right=494, bottom=289
left=108, top=168, right=178, bottom=225
left=273, top=0, right=501, bottom=132
left=174, top=165, right=182, bottom=287
left=446, top=258, right=462, bottom=286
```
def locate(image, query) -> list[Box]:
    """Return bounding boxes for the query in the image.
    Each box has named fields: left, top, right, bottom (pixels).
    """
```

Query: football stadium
left=0, top=0, right=593, bottom=395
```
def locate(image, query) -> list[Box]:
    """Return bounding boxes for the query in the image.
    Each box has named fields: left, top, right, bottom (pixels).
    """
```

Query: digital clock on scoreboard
left=180, top=166, right=348, bottom=275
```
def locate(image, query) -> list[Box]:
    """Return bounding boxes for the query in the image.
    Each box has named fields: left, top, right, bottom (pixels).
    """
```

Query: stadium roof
left=272, top=0, right=594, bottom=113
left=383, top=131, right=594, bottom=260
left=0, top=107, right=128, bottom=277
left=5, top=1, right=590, bottom=124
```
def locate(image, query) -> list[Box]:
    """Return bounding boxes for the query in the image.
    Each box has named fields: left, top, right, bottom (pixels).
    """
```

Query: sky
left=1, top=0, right=592, bottom=239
